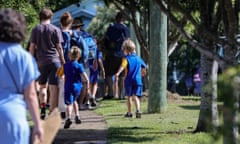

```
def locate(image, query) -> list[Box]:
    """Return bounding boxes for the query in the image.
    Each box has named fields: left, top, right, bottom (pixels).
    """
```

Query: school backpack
left=105, top=23, right=128, bottom=53
left=61, top=30, right=88, bottom=63
left=79, top=31, right=97, bottom=61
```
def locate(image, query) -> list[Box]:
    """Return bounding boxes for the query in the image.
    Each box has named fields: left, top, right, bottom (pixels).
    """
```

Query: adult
left=104, top=12, right=130, bottom=99
left=0, top=8, right=43, bottom=143
left=58, top=11, right=74, bottom=119
left=60, top=11, right=74, bottom=62
left=29, top=7, right=65, bottom=119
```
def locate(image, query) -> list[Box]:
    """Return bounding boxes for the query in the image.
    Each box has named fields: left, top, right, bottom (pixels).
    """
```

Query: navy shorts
left=125, top=84, right=143, bottom=97
left=38, top=63, right=61, bottom=85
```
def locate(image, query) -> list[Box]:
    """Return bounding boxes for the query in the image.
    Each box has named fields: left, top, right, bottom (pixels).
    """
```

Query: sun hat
left=71, top=17, right=84, bottom=28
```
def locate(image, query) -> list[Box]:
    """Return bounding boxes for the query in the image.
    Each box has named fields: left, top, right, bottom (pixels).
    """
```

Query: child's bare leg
left=73, top=101, right=81, bottom=123
left=73, top=101, right=79, bottom=117
left=133, top=95, right=141, bottom=118
left=124, top=96, right=133, bottom=117
left=66, top=104, right=73, bottom=120
left=90, top=83, right=98, bottom=106
left=133, top=95, right=140, bottom=112
left=127, top=96, right=132, bottom=113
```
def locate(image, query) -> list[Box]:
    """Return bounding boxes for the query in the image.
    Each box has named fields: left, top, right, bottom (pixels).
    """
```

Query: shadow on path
left=53, top=110, right=107, bottom=144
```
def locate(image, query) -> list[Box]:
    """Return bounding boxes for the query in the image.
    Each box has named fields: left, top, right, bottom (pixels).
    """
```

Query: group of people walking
left=0, top=7, right=147, bottom=143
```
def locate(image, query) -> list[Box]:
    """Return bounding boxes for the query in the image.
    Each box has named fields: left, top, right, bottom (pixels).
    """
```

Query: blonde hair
left=60, top=12, right=73, bottom=27
left=122, top=39, right=136, bottom=53
left=68, top=46, right=81, bottom=60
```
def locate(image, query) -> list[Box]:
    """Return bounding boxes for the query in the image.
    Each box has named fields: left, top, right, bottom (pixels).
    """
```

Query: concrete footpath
left=53, top=110, right=107, bottom=144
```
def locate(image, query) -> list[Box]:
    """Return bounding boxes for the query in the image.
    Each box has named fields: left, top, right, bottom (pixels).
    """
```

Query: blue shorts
left=125, top=84, right=143, bottom=97
left=64, top=84, right=82, bottom=105
left=64, top=91, right=81, bottom=105
left=38, top=63, right=61, bottom=85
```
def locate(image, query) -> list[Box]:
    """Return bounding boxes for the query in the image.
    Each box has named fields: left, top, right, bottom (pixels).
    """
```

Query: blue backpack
left=79, top=31, right=97, bottom=61
left=62, top=30, right=89, bottom=63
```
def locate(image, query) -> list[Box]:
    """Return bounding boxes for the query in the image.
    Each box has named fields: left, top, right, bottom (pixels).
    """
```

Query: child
left=57, top=46, right=89, bottom=128
left=114, top=39, right=147, bottom=118
left=89, top=39, right=105, bottom=107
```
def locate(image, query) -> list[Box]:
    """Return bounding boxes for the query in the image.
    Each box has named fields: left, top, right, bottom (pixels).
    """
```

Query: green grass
left=95, top=97, right=222, bottom=144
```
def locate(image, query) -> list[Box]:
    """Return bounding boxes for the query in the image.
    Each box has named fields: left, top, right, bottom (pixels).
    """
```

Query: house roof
left=51, top=0, right=103, bottom=27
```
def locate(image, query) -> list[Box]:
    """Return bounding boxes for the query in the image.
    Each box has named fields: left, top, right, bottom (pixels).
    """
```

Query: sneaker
left=75, top=116, right=81, bottom=124
left=60, top=112, right=66, bottom=119
left=64, top=119, right=72, bottom=129
left=124, top=112, right=133, bottom=118
left=86, top=103, right=92, bottom=110
left=91, top=99, right=97, bottom=107
left=136, top=111, right=142, bottom=118
left=40, top=107, right=46, bottom=120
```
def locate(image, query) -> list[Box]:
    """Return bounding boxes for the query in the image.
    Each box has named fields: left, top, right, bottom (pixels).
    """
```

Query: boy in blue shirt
left=114, top=39, right=147, bottom=118
left=57, top=46, right=89, bottom=128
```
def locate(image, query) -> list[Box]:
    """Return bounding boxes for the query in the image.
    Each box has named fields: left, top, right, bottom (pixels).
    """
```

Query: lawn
left=95, top=95, right=222, bottom=144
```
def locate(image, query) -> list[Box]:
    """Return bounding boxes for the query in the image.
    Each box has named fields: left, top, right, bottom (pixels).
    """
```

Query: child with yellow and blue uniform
left=114, top=39, right=147, bottom=118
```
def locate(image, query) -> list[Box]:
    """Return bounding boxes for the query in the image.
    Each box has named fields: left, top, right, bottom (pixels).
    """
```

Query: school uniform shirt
left=64, top=60, right=85, bottom=104
left=120, top=53, right=146, bottom=96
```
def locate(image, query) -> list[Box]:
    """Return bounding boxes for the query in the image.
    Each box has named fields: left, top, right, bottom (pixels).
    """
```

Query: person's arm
left=81, top=72, right=90, bottom=92
left=98, top=58, right=105, bottom=79
left=115, top=58, right=128, bottom=80
left=56, top=43, right=65, bottom=64
left=141, top=59, right=147, bottom=77
left=24, top=81, right=44, bottom=143
left=29, top=43, right=36, bottom=56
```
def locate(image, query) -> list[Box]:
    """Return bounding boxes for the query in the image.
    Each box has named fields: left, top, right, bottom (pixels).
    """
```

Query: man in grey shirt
left=29, top=7, right=65, bottom=119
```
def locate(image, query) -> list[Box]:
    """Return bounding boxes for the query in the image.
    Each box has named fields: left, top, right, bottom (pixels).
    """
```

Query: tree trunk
left=194, top=54, right=219, bottom=132
left=148, top=0, right=167, bottom=113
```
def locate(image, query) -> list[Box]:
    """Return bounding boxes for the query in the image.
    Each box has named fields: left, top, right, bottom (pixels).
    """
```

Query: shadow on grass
left=182, top=96, right=200, bottom=101
left=179, top=105, right=199, bottom=110
left=108, top=126, right=155, bottom=143
left=108, top=126, right=194, bottom=143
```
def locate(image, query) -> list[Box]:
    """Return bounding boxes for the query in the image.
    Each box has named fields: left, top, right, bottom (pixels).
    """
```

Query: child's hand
left=56, top=65, right=64, bottom=77
left=141, top=68, right=147, bottom=77
left=93, top=58, right=98, bottom=71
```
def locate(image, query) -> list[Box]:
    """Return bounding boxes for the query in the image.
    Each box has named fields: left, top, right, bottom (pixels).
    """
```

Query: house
left=51, top=0, right=103, bottom=29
